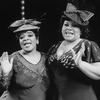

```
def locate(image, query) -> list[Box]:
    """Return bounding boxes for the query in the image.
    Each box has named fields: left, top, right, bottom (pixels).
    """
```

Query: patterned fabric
left=0, top=52, right=49, bottom=100
left=47, top=39, right=100, bottom=100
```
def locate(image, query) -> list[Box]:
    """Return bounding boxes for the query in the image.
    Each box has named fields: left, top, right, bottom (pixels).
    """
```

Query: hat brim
left=14, top=24, right=40, bottom=33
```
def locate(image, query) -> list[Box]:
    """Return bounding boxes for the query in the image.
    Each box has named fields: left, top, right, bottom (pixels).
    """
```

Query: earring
left=37, top=40, right=39, bottom=44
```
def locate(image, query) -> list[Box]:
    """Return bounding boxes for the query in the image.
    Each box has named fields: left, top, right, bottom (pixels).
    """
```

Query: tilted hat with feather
left=63, top=3, right=94, bottom=26
left=9, top=19, right=41, bottom=33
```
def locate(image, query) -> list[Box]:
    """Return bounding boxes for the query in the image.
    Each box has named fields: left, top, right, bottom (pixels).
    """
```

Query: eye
left=28, top=34, right=34, bottom=37
left=64, top=23, right=69, bottom=26
left=64, top=21, right=71, bottom=26
left=19, top=35, right=24, bottom=39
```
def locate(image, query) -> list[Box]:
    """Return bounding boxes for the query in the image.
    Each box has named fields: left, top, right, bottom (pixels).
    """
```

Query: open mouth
left=24, top=42, right=31, bottom=47
left=65, top=31, right=74, bottom=35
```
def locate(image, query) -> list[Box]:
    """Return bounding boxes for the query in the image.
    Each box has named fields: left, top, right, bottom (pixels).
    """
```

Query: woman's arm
left=77, top=61, right=100, bottom=80
left=72, top=42, right=100, bottom=80
left=0, top=52, right=13, bottom=89
left=1, top=52, right=13, bottom=76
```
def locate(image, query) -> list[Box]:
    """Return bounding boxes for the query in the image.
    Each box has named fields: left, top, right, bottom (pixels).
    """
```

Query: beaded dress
left=0, top=52, right=49, bottom=100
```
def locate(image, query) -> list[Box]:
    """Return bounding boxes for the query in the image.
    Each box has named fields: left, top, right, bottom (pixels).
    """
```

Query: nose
left=23, top=35, right=29, bottom=41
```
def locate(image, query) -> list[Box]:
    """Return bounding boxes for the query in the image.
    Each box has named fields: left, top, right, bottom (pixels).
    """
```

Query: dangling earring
left=36, top=40, right=39, bottom=44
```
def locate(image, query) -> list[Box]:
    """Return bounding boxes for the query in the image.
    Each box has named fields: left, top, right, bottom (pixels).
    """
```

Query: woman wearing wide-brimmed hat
left=0, top=19, right=49, bottom=100
left=47, top=2, right=100, bottom=100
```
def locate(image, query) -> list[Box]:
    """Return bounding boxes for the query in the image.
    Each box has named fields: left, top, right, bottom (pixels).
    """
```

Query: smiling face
left=61, top=20, right=81, bottom=42
left=19, top=30, right=39, bottom=52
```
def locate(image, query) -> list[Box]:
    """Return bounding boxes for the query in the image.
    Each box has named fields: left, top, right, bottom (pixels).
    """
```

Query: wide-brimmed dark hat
left=9, top=19, right=41, bottom=33
left=63, top=3, right=94, bottom=26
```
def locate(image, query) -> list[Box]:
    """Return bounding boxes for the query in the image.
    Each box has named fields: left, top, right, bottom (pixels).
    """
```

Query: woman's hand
left=0, top=52, right=13, bottom=76
left=71, top=43, right=85, bottom=67
left=71, top=43, right=100, bottom=80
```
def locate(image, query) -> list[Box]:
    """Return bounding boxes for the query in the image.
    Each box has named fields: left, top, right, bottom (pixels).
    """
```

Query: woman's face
left=19, top=31, right=38, bottom=52
left=61, top=20, right=81, bottom=42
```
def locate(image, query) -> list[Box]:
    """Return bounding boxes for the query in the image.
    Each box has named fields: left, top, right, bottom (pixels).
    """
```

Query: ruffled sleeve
left=47, top=44, right=56, bottom=56
left=84, top=40, right=100, bottom=63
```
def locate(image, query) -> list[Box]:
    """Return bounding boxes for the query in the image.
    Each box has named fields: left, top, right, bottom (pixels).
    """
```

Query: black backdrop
left=0, top=0, right=100, bottom=54
left=0, top=0, right=100, bottom=99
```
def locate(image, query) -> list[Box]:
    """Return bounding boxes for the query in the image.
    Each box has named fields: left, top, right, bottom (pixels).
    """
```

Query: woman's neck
left=63, top=38, right=82, bottom=45
left=19, top=49, right=41, bottom=65
left=21, top=49, right=39, bottom=57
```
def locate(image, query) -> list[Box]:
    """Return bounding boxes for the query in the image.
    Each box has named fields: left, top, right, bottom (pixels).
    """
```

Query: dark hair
left=58, top=15, right=90, bottom=38
left=15, top=29, right=40, bottom=40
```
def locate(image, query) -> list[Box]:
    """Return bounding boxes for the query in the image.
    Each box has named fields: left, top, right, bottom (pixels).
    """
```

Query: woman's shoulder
left=49, top=41, right=62, bottom=48
left=41, top=52, right=46, bottom=55
left=9, top=50, right=20, bottom=59
left=82, top=38, right=99, bottom=48
left=40, top=52, right=47, bottom=58
left=47, top=41, right=62, bottom=53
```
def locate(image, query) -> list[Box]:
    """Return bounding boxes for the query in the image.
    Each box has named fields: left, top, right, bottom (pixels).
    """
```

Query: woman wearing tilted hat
left=0, top=19, right=49, bottom=100
left=47, top=3, right=100, bottom=100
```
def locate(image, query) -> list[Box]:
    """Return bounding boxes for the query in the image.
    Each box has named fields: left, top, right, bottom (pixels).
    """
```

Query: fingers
left=0, top=52, right=14, bottom=65
left=70, top=42, right=85, bottom=65
left=76, top=42, right=85, bottom=57
left=81, top=42, right=85, bottom=55
left=71, top=49, right=76, bottom=59
left=81, top=42, right=85, bottom=51
left=1, top=52, right=9, bottom=61
left=10, top=57, right=14, bottom=65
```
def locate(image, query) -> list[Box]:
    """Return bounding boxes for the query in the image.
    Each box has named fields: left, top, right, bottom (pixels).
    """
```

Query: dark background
left=0, top=0, right=100, bottom=54
left=0, top=0, right=100, bottom=99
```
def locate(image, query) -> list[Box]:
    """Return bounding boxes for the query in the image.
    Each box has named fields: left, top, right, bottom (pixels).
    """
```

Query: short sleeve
left=85, top=40, right=100, bottom=63
left=47, top=41, right=62, bottom=56
left=47, top=44, right=56, bottom=56
left=91, top=41, right=100, bottom=62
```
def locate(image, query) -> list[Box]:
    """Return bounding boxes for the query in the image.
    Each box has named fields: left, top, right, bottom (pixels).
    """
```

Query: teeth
left=65, top=32, right=74, bottom=35
left=24, top=43, right=31, bottom=46
left=70, top=33, right=74, bottom=35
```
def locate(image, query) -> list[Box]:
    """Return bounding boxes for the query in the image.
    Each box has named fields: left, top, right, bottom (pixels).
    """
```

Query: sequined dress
left=0, top=52, right=49, bottom=100
left=48, top=39, right=100, bottom=100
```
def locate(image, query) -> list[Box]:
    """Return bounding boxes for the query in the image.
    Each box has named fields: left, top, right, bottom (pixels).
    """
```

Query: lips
left=65, top=29, right=74, bottom=34
left=65, top=31, right=74, bottom=35
left=24, top=42, right=31, bottom=47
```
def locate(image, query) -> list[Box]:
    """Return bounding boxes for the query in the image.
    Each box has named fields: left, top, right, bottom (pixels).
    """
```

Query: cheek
left=32, top=37, right=37, bottom=42
left=32, top=39, right=36, bottom=44
left=19, top=40, right=23, bottom=47
left=73, top=33, right=80, bottom=40
left=62, top=26, right=66, bottom=32
left=61, top=29, right=66, bottom=37
left=73, top=29, right=80, bottom=36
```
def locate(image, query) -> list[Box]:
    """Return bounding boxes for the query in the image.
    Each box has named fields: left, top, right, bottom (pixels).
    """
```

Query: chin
left=24, top=48, right=32, bottom=52
left=66, top=39, right=75, bottom=42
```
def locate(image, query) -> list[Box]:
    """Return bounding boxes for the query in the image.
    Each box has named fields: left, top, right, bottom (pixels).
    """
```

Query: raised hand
left=0, top=52, right=13, bottom=75
left=71, top=42, right=85, bottom=66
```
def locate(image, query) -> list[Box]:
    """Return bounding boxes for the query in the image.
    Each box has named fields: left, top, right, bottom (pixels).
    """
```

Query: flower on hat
left=63, top=3, right=94, bottom=26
